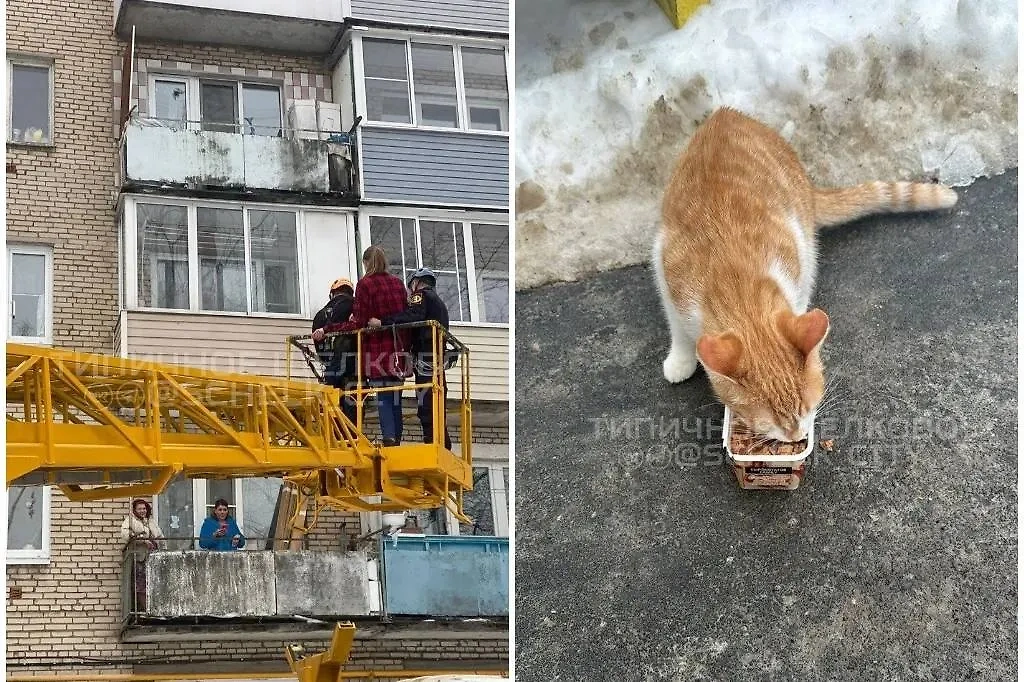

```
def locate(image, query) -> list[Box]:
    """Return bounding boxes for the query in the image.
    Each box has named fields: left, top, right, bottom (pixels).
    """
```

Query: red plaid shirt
left=325, top=272, right=411, bottom=379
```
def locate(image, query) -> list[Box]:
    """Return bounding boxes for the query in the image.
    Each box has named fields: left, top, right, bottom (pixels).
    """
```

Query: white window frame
left=7, top=55, right=55, bottom=145
left=124, top=196, right=309, bottom=319
left=8, top=243, right=54, bottom=345
left=148, top=74, right=284, bottom=136
left=360, top=209, right=509, bottom=328
left=6, top=486, right=52, bottom=565
left=355, top=32, right=509, bottom=136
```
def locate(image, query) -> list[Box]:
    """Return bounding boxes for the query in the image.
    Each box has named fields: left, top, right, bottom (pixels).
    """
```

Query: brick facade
left=6, top=0, right=120, bottom=354
left=7, top=1, right=508, bottom=677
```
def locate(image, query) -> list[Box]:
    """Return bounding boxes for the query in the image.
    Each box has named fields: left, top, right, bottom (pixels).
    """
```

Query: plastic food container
left=722, top=406, right=814, bottom=490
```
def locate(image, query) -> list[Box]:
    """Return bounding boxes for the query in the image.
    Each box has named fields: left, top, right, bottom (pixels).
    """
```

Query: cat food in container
left=722, top=406, right=814, bottom=490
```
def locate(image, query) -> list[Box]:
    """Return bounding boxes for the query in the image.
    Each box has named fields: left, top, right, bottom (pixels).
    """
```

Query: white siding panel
left=124, top=313, right=509, bottom=402
left=348, top=0, right=508, bottom=34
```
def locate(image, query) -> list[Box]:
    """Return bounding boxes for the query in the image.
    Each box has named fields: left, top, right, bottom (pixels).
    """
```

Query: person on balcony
left=312, top=277, right=359, bottom=424
left=120, top=498, right=164, bottom=612
left=312, top=245, right=411, bottom=447
left=369, top=267, right=453, bottom=450
left=199, top=499, right=246, bottom=551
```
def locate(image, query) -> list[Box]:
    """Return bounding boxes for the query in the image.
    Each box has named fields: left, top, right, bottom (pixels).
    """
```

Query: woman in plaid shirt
left=314, top=245, right=412, bottom=445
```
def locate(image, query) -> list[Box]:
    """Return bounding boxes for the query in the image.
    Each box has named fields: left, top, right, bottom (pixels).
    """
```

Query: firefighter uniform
left=382, top=280, right=452, bottom=449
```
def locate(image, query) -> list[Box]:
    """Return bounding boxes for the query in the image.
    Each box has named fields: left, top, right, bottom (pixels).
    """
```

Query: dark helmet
left=408, top=267, right=436, bottom=288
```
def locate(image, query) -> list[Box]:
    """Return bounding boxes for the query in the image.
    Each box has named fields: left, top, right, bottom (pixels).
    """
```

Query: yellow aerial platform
left=6, top=322, right=473, bottom=520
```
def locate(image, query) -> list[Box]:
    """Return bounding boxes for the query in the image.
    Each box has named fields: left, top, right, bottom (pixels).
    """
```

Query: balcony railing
left=121, top=538, right=376, bottom=622
left=121, top=532, right=509, bottom=623
left=119, top=116, right=359, bottom=198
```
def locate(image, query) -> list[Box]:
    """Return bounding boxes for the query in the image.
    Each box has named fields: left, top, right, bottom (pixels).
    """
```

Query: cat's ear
left=780, top=309, right=830, bottom=356
left=696, top=332, right=744, bottom=378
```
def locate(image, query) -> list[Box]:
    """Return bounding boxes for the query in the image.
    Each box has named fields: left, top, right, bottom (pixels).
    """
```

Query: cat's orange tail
left=812, top=181, right=958, bottom=228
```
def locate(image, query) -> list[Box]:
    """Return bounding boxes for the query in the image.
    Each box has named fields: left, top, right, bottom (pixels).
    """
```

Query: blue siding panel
left=349, top=0, right=508, bottom=34
left=361, top=128, right=509, bottom=207
left=381, top=535, right=509, bottom=617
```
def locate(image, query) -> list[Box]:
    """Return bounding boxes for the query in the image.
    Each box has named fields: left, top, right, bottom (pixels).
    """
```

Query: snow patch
left=515, top=0, right=1018, bottom=289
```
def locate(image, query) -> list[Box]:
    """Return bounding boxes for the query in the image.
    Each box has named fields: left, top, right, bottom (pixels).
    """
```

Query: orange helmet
left=329, top=277, right=353, bottom=294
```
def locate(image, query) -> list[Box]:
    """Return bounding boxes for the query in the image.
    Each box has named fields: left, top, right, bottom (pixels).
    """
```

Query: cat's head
left=697, top=308, right=829, bottom=442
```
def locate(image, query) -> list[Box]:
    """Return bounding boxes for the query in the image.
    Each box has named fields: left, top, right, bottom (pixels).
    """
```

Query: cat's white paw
left=663, top=350, right=697, bottom=383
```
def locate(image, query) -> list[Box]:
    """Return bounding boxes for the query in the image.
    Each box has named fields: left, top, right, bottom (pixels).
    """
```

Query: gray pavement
left=514, top=171, right=1017, bottom=681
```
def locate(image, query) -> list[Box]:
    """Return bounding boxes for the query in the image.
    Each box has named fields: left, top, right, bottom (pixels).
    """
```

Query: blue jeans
left=370, top=377, right=404, bottom=443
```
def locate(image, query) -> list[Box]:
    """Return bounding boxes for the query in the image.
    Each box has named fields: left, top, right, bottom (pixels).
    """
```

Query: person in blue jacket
left=198, top=499, right=246, bottom=551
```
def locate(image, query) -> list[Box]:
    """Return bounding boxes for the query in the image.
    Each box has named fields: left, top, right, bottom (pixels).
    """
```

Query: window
left=155, top=477, right=283, bottom=551
left=471, top=224, right=509, bottom=323
left=249, top=210, right=301, bottom=314
left=367, top=216, right=509, bottom=325
left=8, top=244, right=53, bottom=344
left=197, top=207, right=247, bottom=312
left=411, top=44, right=459, bottom=128
left=462, top=48, right=509, bottom=132
left=361, top=38, right=508, bottom=132
left=7, top=486, right=51, bottom=564
left=458, top=465, right=509, bottom=537
left=402, top=462, right=507, bottom=538
left=128, top=199, right=303, bottom=316
left=149, top=75, right=282, bottom=136
left=7, top=57, right=53, bottom=144
left=363, top=39, right=411, bottom=124
left=137, top=204, right=189, bottom=310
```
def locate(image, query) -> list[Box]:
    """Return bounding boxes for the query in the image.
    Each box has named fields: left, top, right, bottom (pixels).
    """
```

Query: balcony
left=114, top=0, right=344, bottom=55
left=119, top=118, right=358, bottom=200
left=380, top=535, right=509, bottom=618
left=123, top=547, right=380, bottom=621
left=121, top=535, right=509, bottom=639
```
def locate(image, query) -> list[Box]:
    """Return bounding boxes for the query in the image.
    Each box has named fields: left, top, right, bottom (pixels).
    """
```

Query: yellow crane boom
left=6, top=322, right=473, bottom=519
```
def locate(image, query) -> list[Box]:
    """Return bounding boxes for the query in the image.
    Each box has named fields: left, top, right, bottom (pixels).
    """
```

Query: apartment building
left=7, top=0, right=509, bottom=677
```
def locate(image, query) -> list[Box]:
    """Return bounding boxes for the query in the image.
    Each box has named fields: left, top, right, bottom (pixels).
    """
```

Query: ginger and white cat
left=654, top=107, right=957, bottom=442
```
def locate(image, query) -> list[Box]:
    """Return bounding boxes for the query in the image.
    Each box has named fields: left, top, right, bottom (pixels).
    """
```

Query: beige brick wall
left=6, top=0, right=120, bottom=354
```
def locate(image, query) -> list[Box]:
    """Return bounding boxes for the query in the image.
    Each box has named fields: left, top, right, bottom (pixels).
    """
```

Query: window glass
left=459, top=468, right=494, bottom=535
left=461, top=48, right=508, bottom=132
left=471, top=224, right=509, bottom=323
left=205, top=480, right=236, bottom=516
left=369, top=216, right=418, bottom=280
left=10, top=64, right=50, bottom=143
left=200, top=81, right=238, bottom=133
left=154, top=79, right=188, bottom=129
left=10, top=253, right=46, bottom=337
left=7, top=486, right=45, bottom=552
left=239, top=478, right=283, bottom=549
left=157, top=475, right=195, bottom=550
left=241, top=84, right=281, bottom=136
left=363, top=39, right=410, bottom=124
left=411, top=43, right=458, bottom=128
left=137, top=203, right=190, bottom=310
left=249, top=210, right=299, bottom=314
left=197, top=208, right=246, bottom=312
left=419, top=221, right=470, bottom=322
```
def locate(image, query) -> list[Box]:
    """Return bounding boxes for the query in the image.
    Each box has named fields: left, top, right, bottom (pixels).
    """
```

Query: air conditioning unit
left=286, top=99, right=318, bottom=140
left=316, top=101, right=342, bottom=139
